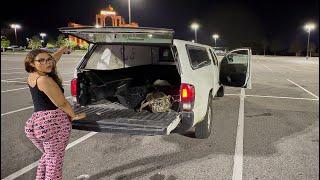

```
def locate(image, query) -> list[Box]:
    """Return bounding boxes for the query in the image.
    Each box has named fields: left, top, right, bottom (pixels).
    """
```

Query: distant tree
left=1, top=36, right=10, bottom=51
left=46, top=43, right=55, bottom=48
left=66, top=39, right=77, bottom=50
left=270, top=40, right=283, bottom=56
left=28, top=36, right=41, bottom=49
left=56, top=34, right=68, bottom=47
left=81, top=42, right=89, bottom=50
left=289, top=39, right=302, bottom=56
left=261, top=39, right=269, bottom=56
left=46, top=39, right=57, bottom=48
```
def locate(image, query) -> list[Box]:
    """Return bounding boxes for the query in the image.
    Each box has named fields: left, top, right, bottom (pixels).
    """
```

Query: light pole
left=212, top=34, right=219, bottom=47
left=128, top=0, right=131, bottom=24
left=304, top=23, right=316, bottom=59
left=10, top=24, right=21, bottom=45
left=40, top=33, right=47, bottom=47
left=191, top=22, right=199, bottom=43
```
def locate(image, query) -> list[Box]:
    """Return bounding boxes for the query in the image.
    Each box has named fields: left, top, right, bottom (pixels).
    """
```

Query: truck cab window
left=186, top=45, right=211, bottom=69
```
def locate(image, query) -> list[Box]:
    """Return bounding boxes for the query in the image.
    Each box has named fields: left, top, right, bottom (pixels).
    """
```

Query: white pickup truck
left=59, top=27, right=252, bottom=139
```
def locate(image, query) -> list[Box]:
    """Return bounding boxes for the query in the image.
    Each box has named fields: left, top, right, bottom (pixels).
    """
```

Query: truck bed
left=72, top=100, right=181, bottom=135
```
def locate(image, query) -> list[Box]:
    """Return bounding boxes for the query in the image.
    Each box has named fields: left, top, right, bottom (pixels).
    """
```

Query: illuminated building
left=68, top=4, right=139, bottom=46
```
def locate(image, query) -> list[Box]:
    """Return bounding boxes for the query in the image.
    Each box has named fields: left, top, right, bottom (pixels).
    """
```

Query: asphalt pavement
left=1, top=52, right=319, bottom=180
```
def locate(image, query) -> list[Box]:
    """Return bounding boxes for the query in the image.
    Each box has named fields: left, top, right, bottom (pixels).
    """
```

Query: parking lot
left=1, top=52, right=319, bottom=180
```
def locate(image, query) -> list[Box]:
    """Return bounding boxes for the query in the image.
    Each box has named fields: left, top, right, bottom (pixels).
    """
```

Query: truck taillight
left=180, top=83, right=195, bottom=111
left=71, top=78, right=77, bottom=97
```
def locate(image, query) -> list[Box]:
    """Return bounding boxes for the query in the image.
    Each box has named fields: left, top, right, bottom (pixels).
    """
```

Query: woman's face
left=32, top=53, right=54, bottom=73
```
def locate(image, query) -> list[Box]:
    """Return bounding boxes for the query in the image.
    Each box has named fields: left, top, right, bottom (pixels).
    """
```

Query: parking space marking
left=245, top=94, right=318, bottom=101
left=225, top=93, right=240, bottom=96
left=280, top=66, right=299, bottom=72
left=2, top=87, right=29, bottom=93
left=226, top=94, right=318, bottom=101
left=1, top=68, right=24, bottom=71
left=1, top=72, right=26, bottom=75
left=1, top=97, right=72, bottom=116
left=1, top=80, right=26, bottom=84
left=263, top=65, right=273, bottom=72
left=1, top=80, right=71, bottom=93
left=232, top=88, right=245, bottom=180
left=60, top=72, right=74, bottom=75
left=2, top=77, right=26, bottom=81
left=2, top=80, right=70, bottom=85
left=2, top=132, right=97, bottom=180
left=287, top=79, right=319, bottom=99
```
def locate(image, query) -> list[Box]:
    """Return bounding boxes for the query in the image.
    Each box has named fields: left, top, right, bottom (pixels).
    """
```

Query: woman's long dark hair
left=24, top=49, right=63, bottom=90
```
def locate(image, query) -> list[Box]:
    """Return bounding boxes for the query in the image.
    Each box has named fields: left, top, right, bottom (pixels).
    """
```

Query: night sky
left=1, top=0, right=319, bottom=54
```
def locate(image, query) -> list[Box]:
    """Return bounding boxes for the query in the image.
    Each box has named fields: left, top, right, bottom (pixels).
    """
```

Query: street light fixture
left=40, top=33, right=47, bottom=47
left=40, top=33, right=47, bottom=39
left=304, top=22, right=316, bottom=59
left=212, top=34, right=219, bottom=47
left=190, top=22, right=200, bottom=43
left=10, top=24, right=21, bottom=45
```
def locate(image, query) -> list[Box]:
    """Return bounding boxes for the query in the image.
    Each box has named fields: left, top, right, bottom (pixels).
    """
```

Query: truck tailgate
left=72, top=102, right=181, bottom=136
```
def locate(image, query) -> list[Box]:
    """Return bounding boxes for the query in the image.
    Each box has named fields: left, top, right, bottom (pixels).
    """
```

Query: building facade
left=68, top=4, right=139, bottom=46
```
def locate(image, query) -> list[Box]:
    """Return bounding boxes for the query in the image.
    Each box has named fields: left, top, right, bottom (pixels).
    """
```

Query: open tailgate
left=59, top=26, right=174, bottom=44
left=72, top=101, right=181, bottom=136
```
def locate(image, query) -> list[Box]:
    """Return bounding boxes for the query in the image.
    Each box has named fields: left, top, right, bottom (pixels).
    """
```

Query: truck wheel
left=195, top=95, right=213, bottom=139
left=216, top=86, right=224, bottom=97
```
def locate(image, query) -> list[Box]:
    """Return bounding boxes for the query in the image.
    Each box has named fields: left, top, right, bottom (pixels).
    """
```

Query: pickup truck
left=59, top=26, right=252, bottom=139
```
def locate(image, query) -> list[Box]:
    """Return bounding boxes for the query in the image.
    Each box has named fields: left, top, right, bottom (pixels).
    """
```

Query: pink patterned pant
left=25, top=108, right=72, bottom=180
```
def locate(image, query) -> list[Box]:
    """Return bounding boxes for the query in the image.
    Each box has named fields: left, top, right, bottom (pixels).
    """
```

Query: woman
left=24, top=46, right=86, bottom=180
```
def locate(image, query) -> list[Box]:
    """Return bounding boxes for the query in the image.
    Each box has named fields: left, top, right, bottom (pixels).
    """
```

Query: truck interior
left=72, top=43, right=183, bottom=135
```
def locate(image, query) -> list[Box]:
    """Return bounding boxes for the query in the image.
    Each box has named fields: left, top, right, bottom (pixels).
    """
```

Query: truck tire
left=216, top=86, right=224, bottom=97
left=195, top=95, right=213, bottom=139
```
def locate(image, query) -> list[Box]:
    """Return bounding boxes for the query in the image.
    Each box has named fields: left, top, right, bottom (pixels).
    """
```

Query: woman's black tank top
left=28, top=75, right=64, bottom=112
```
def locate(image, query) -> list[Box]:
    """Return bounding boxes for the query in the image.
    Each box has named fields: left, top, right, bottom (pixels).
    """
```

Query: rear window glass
left=186, top=45, right=211, bottom=69
left=85, top=45, right=124, bottom=70
left=85, top=45, right=159, bottom=70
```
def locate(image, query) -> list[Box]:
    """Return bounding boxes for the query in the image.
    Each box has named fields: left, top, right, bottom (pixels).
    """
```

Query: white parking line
left=60, top=72, right=74, bottom=75
left=2, top=85, right=70, bottom=93
left=225, top=93, right=240, bottom=96
left=226, top=94, right=319, bottom=101
left=1, top=96, right=72, bottom=116
left=245, top=94, right=318, bottom=101
left=2, top=77, right=26, bottom=81
left=1, top=80, right=25, bottom=83
left=2, top=87, right=29, bottom=93
left=1, top=72, right=26, bottom=75
left=2, top=132, right=97, bottom=180
left=1, top=68, right=24, bottom=71
left=281, top=66, right=299, bottom=72
left=287, top=79, right=319, bottom=99
left=263, top=65, right=273, bottom=72
left=232, top=88, right=245, bottom=180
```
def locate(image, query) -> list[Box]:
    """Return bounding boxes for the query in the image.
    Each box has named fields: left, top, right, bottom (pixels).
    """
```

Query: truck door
left=219, top=48, right=252, bottom=89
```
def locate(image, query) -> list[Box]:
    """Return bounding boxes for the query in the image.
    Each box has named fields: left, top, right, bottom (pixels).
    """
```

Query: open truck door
left=219, top=48, right=252, bottom=89
left=59, top=26, right=181, bottom=136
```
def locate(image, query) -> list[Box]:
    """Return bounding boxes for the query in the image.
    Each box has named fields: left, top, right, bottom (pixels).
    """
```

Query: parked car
left=5, top=45, right=25, bottom=52
left=213, top=49, right=226, bottom=56
left=59, top=26, right=252, bottom=139
left=41, top=47, right=72, bottom=54
left=40, top=47, right=58, bottom=53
